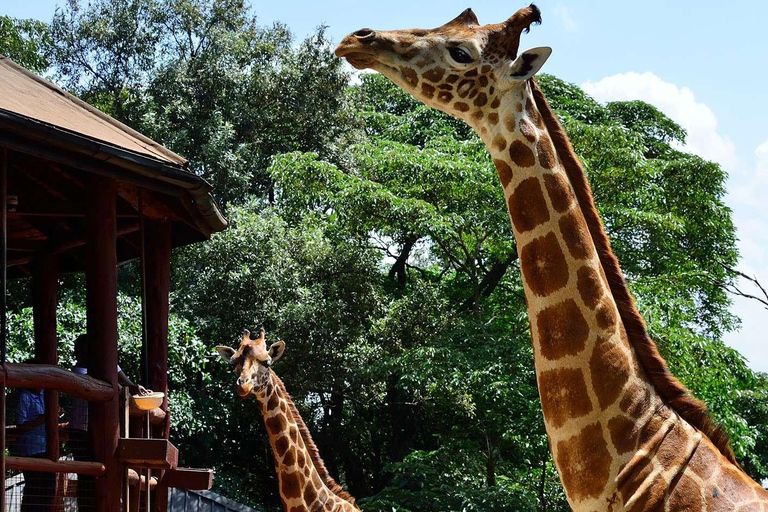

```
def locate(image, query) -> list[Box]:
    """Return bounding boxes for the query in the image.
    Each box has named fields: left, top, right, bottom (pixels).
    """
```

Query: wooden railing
left=1, top=363, right=114, bottom=402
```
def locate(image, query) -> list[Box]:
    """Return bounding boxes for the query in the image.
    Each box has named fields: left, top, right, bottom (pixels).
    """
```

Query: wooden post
left=85, top=176, right=121, bottom=512
left=33, top=255, right=60, bottom=462
left=143, top=219, right=171, bottom=512
left=1, top=147, right=8, bottom=512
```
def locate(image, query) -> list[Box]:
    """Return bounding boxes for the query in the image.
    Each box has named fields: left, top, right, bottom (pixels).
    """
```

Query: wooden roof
left=0, top=56, right=227, bottom=277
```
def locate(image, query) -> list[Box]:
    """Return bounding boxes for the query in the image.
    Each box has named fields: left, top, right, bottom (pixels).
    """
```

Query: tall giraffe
left=336, top=6, right=768, bottom=511
left=217, top=329, right=359, bottom=512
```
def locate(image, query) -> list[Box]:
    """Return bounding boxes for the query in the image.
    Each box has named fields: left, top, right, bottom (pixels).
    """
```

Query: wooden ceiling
left=5, top=149, right=204, bottom=278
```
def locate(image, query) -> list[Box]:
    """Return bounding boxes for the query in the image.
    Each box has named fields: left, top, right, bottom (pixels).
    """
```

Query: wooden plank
left=118, top=439, right=178, bottom=469
left=5, top=456, right=105, bottom=476
left=162, top=468, right=213, bottom=491
left=1, top=363, right=113, bottom=402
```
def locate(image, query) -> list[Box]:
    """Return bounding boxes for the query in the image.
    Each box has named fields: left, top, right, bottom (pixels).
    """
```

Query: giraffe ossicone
left=337, top=5, right=768, bottom=511
left=217, top=329, right=359, bottom=511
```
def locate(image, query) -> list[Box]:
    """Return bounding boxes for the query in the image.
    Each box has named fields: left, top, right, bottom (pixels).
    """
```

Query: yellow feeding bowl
left=131, top=392, right=165, bottom=411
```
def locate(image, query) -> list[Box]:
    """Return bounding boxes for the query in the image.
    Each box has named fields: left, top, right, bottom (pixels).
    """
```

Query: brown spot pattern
left=508, top=177, right=550, bottom=232
left=280, top=470, right=302, bottom=499
left=536, top=299, right=589, bottom=360
left=303, top=484, right=318, bottom=505
left=526, top=99, right=545, bottom=128
left=455, top=102, right=470, bottom=112
left=589, top=336, right=631, bottom=409
left=266, top=414, right=286, bottom=436
left=558, top=211, right=593, bottom=260
left=268, top=392, right=279, bottom=411
left=446, top=74, right=459, bottom=84
left=275, top=435, right=290, bottom=457
left=437, top=91, right=453, bottom=104
left=490, top=97, right=500, bottom=109
left=577, top=265, right=603, bottom=309
left=543, top=173, right=574, bottom=213
left=488, top=112, right=499, bottom=125
left=400, top=67, right=418, bottom=87
left=520, top=232, right=569, bottom=297
left=457, top=79, right=474, bottom=98
left=538, top=368, right=593, bottom=428
left=556, top=422, right=612, bottom=501
left=421, top=83, right=435, bottom=98
left=537, top=134, right=557, bottom=169
left=423, top=67, right=445, bottom=82
left=473, top=92, right=488, bottom=107
left=608, top=415, right=637, bottom=455
left=620, top=383, right=650, bottom=419
left=509, top=140, right=536, bottom=168
left=504, top=116, right=516, bottom=132
left=494, top=160, right=513, bottom=189
left=667, top=474, right=703, bottom=512
left=519, top=118, right=536, bottom=143
left=492, top=135, right=507, bottom=152
left=282, top=446, right=296, bottom=466
left=595, top=299, right=618, bottom=332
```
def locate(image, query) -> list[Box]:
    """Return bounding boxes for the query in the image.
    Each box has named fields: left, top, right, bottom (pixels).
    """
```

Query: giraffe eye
left=448, top=47, right=473, bottom=64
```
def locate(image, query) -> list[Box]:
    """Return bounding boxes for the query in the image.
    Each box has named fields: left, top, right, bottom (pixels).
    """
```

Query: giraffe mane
left=528, top=78, right=741, bottom=469
left=271, top=373, right=357, bottom=505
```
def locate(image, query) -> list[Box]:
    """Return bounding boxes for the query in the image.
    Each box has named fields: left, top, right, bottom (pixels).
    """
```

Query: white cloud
left=581, top=72, right=767, bottom=372
left=553, top=3, right=579, bottom=33
left=725, top=140, right=768, bottom=373
left=581, top=72, right=738, bottom=172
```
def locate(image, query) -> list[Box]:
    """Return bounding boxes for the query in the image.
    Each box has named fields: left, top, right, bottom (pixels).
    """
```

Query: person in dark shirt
left=69, top=334, right=151, bottom=510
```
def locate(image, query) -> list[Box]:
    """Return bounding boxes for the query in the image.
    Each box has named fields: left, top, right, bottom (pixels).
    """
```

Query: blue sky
left=6, top=1, right=767, bottom=371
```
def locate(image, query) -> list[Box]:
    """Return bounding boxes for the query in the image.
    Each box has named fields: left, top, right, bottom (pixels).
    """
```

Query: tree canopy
left=3, top=2, right=767, bottom=510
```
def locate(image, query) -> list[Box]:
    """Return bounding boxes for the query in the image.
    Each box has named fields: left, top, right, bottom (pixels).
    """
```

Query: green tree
left=48, top=0, right=354, bottom=206
left=0, top=16, right=50, bottom=72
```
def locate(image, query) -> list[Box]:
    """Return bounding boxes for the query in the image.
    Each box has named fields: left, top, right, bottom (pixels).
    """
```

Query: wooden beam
left=33, top=255, right=60, bottom=461
left=6, top=456, right=106, bottom=476
left=144, top=221, right=171, bottom=427
left=127, top=468, right=158, bottom=490
left=85, top=175, right=121, bottom=512
left=161, top=468, right=213, bottom=491
left=117, top=183, right=178, bottom=222
left=117, top=439, right=178, bottom=470
left=1, top=363, right=113, bottom=402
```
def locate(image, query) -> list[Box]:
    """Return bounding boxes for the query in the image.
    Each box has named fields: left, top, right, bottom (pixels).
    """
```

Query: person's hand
left=129, top=385, right=151, bottom=396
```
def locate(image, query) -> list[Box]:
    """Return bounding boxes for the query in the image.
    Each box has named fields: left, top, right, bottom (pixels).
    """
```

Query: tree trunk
left=460, top=248, right=518, bottom=312
left=388, top=236, right=418, bottom=287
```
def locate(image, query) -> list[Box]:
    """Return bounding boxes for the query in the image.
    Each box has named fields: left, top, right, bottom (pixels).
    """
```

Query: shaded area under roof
left=0, top=55, right=227, bottom=277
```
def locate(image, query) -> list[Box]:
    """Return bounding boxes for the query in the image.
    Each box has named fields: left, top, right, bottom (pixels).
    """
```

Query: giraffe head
left=216, top=328, right=286, bottom=398
left=335, top=4, right=551, bottom=131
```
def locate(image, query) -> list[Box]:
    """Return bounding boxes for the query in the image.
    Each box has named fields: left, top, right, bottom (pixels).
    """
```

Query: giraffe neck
left=256, top=374, right=358, bottom=511
left=482, top=81, right=672, bottom=505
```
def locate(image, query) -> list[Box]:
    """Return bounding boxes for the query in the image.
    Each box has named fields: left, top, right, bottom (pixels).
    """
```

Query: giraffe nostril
left=353, top=28, right=375, bottom=40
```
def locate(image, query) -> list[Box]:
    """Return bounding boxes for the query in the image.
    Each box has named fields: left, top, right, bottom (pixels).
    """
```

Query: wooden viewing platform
left=0, top=54, right=226, bottom=511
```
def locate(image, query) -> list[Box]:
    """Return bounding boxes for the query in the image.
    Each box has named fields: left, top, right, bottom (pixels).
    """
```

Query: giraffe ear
left=216, top=346, right=236, bottom=364
left=268, top=341, right=286, bottom=365
left=506, top=47, right=552, bottom=82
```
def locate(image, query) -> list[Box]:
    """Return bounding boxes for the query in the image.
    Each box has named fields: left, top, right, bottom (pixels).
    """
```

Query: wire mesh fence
left=4, top=388, right=96, bottom=511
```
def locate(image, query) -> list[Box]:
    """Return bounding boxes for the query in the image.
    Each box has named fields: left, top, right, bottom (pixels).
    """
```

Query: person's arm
left=117, top=369, right=150, bottom=396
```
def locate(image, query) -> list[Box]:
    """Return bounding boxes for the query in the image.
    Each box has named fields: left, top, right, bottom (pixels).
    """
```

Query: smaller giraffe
left=217, top=329, right=359, bottom=512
